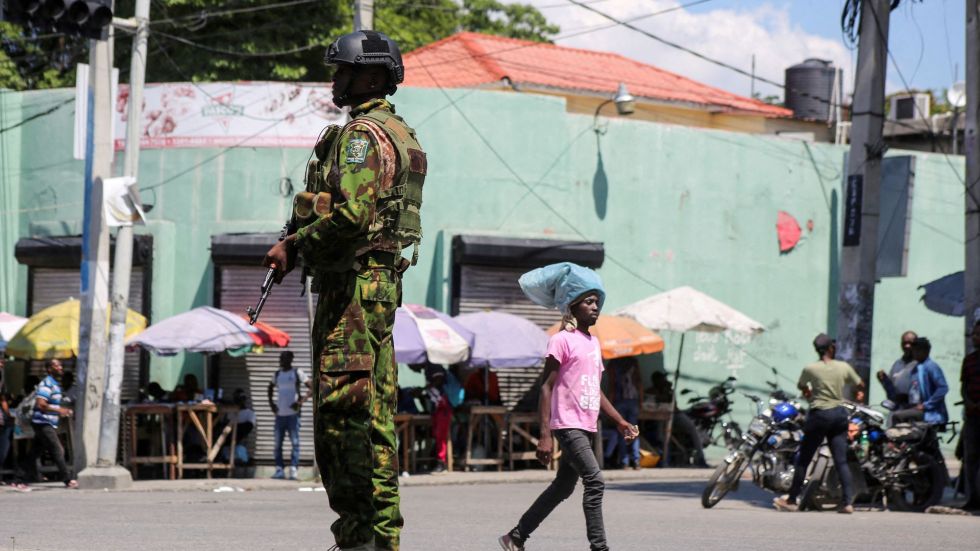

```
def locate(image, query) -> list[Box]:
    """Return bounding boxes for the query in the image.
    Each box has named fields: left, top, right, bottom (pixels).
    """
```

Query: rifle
left=246, top=221, right=293, bottom=325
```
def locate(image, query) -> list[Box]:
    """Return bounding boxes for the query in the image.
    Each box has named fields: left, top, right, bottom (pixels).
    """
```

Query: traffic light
left=1, top=0, right=113, bottom=40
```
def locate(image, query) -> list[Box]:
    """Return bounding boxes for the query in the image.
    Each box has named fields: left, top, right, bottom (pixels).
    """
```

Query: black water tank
left=785, top=59, right=836, bottom=120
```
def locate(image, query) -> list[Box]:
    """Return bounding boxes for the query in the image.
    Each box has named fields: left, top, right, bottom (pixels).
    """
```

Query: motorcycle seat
left=885, top=422, right=929, bottom=442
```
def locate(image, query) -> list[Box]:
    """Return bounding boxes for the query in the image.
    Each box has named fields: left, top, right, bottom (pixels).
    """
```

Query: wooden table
left=394, top=413, right=453, bottom=474
left=175, top=403, right=238, bottom=479
left=462, top=405, right=506, bottom=472
left=506, top=412, right=560, bottom=470
left=124, top=403, right=177, bottom=480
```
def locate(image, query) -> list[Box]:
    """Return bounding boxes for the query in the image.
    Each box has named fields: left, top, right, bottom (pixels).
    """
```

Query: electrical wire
left=153, top=30, right=323, bottom=58
left=0, top=96, right=73, bottom=134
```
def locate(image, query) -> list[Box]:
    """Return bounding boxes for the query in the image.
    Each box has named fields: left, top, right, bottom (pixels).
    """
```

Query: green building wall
left=0, top=85, right=967, bottom=426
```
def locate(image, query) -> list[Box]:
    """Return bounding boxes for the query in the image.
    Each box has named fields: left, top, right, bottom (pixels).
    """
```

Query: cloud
left=512, top=0, right=854, bottom=102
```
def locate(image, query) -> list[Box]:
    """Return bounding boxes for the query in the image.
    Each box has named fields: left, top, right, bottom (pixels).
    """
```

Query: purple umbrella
left=454, top=311, right=548, bottom=368
left=394, top=304, right=475, bottom=365
left=126, top=306, right=258, bottom=356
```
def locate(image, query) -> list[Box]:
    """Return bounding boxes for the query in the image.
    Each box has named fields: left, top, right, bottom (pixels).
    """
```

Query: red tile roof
left=403, top=32, right=791, bottom=118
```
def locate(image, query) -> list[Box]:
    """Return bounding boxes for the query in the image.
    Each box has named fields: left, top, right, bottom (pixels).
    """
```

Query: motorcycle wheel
left=701, top=452, right=747, bottom=509
left=799, top=456, right=839, bottom=512
left=886, top=451, right=947, bottom=512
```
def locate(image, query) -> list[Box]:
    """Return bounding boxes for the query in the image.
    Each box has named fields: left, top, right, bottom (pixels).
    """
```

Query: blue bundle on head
left=518, top=262, right=606, bottom=315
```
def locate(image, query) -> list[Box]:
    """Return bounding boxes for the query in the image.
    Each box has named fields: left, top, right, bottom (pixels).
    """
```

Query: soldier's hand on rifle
left=263, top=234, right=297, bottom=282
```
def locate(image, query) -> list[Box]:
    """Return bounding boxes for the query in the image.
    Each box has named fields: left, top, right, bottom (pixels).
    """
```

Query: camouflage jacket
left=293, top=98, right=401, bottom=272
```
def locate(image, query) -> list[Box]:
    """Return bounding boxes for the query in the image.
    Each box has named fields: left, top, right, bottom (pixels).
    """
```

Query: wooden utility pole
left=837, top=0, right=890, bottom=387
left=966, top=0, right=980, bottom=339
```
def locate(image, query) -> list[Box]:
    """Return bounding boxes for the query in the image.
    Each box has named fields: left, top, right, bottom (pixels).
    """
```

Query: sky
left=506, top=0, right=967, bottom=104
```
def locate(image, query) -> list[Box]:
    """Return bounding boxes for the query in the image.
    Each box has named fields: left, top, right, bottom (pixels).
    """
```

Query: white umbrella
left=616, top=286, right=765, bottom=334
left=0, top=312, right=29, bottom=351
left=615, top=286, right=764, bottom=465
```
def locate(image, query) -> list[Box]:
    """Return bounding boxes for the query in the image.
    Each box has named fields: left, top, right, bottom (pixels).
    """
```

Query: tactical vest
left=296, top=106, right=426, bottom=271
left=355, top=108, right=427, bottom=265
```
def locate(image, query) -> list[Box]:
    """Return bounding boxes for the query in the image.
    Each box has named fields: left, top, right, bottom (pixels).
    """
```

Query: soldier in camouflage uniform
left=264, top=30, right=425, bottom=551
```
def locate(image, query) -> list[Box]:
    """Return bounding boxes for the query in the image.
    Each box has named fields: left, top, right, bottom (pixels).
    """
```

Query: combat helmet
left=325, top=30, right=404, bottom=95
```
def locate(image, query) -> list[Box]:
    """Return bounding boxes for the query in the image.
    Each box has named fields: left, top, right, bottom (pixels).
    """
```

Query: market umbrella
left=242, top=317, right=292, bottom=348
left=546, top=315, right=665, bottom=360
left=5, top=299, right=146, bottom=360
left=127, top=306, right=258, bottom=356
left=0, top=312, right=28, bottom=352
left=394, top=304, right=474, bottom=365
left=918, top=271, right=964, bottom=317
left=455, top=311, right=548, bottom=368
left=615, top=286, right=764, bottom=464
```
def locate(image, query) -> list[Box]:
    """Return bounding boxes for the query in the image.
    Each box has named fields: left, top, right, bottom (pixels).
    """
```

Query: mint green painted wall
left=5, top=86, right=967, bottom=428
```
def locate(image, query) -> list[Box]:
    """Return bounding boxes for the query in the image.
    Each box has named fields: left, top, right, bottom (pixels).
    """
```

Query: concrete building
left=0, top=76, right=966, bottom=466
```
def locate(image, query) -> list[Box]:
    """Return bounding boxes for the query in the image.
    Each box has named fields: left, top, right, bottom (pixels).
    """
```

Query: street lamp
left=594, top=83, right=635, bottom=134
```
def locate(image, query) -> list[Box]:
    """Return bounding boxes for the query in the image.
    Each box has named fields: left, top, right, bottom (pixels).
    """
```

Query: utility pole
left=965, top=0, right=980, bottom=345
left=837, top=0, right=890, bottom=390
left=354, top=0, right=373, bottom=30
left=75, top=24, right=114, bottom=483
left=93, top=0, right=151, bottom=487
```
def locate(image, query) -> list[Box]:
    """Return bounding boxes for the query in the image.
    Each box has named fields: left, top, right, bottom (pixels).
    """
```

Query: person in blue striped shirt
left=30, top=359, right=76, bottom=488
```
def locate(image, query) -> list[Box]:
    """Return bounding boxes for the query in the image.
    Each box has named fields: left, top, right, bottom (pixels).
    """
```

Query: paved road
left=1, top=478, right=977, bottom=550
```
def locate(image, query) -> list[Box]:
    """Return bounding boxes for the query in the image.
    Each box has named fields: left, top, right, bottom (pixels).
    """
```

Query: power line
left=0, top=96, right=73, bottom=134
left=153, top=30, right=323, bottom=58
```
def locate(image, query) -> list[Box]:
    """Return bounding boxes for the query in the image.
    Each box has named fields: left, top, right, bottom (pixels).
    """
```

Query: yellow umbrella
left=5, top=299, right=146, bottom=360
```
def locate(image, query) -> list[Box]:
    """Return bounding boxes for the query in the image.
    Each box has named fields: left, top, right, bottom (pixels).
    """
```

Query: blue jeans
left=274, top=414, right=301, bottom=469
left=615, top=400, right=640, bottom=466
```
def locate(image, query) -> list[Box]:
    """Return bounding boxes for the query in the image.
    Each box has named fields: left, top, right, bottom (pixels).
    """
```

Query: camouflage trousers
left=312, top=262, right=402, bottom=551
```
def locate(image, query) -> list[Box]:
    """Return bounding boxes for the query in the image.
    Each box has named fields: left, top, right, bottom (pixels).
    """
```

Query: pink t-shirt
left=547, top=329, right=604, bottom=432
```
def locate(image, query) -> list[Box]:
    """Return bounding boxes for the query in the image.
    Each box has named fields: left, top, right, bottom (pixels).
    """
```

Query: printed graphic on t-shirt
left=579, top=374, right=601, bottom=411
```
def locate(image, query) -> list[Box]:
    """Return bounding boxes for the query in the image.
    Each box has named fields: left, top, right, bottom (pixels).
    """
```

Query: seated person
left=644, top=370, right=707, bottom=467
left=170, top=374, right=201, bottom=402
left=464, top=368, right=501, bottom=406
left=141, top=382, right=169, bottom=403
left=220, top=389, right=255, bottom=464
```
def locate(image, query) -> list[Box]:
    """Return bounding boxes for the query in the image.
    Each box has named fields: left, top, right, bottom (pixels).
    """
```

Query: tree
left=0, top=0, right=559, bottom=90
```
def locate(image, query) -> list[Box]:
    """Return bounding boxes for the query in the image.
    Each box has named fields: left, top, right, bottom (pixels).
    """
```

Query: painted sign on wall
left=112, top=81, right=345, bottom=150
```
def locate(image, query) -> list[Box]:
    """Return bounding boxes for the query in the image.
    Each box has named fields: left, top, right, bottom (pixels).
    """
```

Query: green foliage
left=0, top=22, right=85, bottom=90
left=1, top=0, right=558, bottom=90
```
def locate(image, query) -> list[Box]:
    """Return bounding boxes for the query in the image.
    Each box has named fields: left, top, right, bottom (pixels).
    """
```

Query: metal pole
left=662, top=332, right=685, bottom=467
left=836, top=0, right=890, bottom=390
left=75, top=22, right=114, bottom=479
left=354, top=0, right=373, bottom=31
left=98, top=0, right=150, bottom=475
left=965, top=0, right=980, bottom=343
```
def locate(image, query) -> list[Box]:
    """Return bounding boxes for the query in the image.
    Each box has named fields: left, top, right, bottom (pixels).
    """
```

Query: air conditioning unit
left=889, top=93, right=930, bottom=121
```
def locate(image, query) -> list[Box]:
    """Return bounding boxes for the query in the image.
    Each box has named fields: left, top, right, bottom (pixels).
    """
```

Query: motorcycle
left=701, top=392, right=805, bottom=508
left=679, top=376, right=743, bottom=453
left=799, top=401, right=955, bottom=512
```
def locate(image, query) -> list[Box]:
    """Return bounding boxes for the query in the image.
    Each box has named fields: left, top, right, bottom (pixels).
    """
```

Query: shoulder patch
left=345, top=138, right=370, bottom=164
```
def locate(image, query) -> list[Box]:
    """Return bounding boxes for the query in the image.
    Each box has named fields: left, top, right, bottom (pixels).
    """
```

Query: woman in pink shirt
left=499, top=289, right=637, bottom=551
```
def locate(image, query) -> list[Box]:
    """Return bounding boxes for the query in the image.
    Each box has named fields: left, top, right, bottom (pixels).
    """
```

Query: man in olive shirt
left=774, top=333, right=865, bottom=514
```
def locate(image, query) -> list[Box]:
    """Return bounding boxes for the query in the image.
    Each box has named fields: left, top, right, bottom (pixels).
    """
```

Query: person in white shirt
left=266, top=351, right=312, bottom=479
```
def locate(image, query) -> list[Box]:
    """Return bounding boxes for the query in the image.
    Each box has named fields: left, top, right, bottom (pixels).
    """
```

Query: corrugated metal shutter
left=216, top=266, right=315, bottom=466
left=29, top=268, right=145, bottom=402
left=455, top=264, right=558, bottom=411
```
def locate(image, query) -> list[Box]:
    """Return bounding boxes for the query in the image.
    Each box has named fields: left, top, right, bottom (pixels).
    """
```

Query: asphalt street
left=1, top=477, right=977, bottom=550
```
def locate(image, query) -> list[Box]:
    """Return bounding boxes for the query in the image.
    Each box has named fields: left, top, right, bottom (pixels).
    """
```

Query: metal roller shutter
left=454, top=264, right=559, bottom=410
left=216, top=266, right=315, bottom=466
left=28, top=267, right=146, bottom=403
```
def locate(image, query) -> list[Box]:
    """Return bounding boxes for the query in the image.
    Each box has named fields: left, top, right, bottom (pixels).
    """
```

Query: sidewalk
left=66, top=466, right=718, bottom=493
